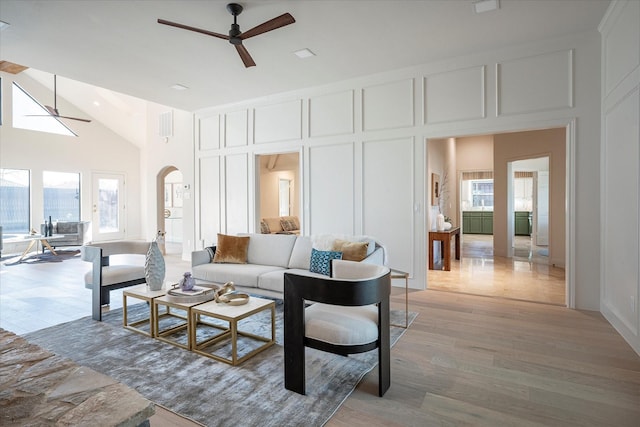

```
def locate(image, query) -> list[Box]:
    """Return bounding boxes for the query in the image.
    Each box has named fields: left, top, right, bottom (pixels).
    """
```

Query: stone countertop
left=0, top=328, right=155, bottom=426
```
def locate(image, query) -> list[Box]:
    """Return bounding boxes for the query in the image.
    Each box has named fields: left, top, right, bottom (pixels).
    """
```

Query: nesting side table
left=122, top=284, right=168, bottom=337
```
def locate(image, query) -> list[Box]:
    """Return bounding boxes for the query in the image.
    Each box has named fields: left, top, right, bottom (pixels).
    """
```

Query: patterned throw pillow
left=280, top=217, right=299, bottom=232
left=260, top=221, right=271, bottom=234
left=309, top=248, right=343, bottom=276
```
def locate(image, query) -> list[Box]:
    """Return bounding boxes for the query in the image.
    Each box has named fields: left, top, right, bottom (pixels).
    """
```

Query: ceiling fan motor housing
left=229, top=23, right=242, bottom=44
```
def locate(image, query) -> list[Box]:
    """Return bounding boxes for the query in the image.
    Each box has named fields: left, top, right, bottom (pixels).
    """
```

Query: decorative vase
left=437, top=213, right=445, bottom=231
left=180, top=272, right=195, bottom=291
left=145, top=241, right=165, bottom=291
left=47, top=216, right=54, bottom=236
left=444, top=222, right=452, bottom=230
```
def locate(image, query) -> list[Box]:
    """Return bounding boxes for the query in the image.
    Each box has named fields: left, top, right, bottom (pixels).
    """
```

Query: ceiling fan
left=28, top=74, right=91, bottom=123
left=158, top=3, right=295, bottom=68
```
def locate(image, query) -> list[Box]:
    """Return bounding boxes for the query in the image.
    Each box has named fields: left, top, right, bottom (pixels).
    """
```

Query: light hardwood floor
left=1, top=243, right=638, bottom=426
left=428, top=234, right=566, bottom=306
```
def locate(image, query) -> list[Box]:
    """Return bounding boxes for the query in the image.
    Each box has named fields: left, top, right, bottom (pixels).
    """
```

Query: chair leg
left=378, top=298, right=391, bottom=397
left=284, top=296, right=306, bottom=394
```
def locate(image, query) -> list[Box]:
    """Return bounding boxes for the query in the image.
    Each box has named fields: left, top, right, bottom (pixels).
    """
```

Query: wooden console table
left=428, top=227, right=461, bottom=271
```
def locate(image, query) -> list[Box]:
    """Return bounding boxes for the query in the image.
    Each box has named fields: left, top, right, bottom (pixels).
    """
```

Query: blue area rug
left=24, top=301, right=415, bottom=427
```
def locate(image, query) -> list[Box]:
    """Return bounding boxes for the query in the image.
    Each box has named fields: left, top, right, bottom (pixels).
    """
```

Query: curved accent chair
left=284, top=260, right=391, bottom=396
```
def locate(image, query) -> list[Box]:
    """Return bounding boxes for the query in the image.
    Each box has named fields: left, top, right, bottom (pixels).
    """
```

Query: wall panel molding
left=308, top=90, right=354, bottom=138
left=496, top=50, right=573, bottom=116
left=254, top=100, right=302, bottom=144
left=424, top=65, right=486, bottom=125
left=199, top=115, right=220, bottom=151
left=362, top=79, right=414, bottom=131
left=225, top=110, right=248, bottom=147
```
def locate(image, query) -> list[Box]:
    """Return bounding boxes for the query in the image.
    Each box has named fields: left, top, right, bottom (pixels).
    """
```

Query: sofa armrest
left=192, top=247, right=215, bottom=267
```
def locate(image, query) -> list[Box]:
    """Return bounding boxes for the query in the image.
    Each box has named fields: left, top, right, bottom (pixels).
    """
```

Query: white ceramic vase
left=145, top=241, right=165, bottom=291
left=437, top=214, right=445, bottom=231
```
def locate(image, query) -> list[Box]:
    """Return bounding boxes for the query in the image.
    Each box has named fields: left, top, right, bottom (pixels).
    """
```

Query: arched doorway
left=156, top=166, right=183, bottom=255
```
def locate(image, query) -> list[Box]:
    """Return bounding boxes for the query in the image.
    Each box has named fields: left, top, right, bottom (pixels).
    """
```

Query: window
left=471, top=179, right=494, bottom=208
left=0, top=168, right=30, bottom=233
left=11, top=82, right=77, bottom=137
left=43, top=171, right=80, bottom=223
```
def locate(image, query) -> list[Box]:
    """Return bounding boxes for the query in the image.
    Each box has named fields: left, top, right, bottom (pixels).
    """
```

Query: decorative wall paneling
left=362, top=79, right=414, bottom=131
left=496, top=50, right=573, bottom=116
left=199, top=114, right=221, bottom=151
left=602, top=88, right=639, bottom=334
left=362, top=137, right=415, bottom=275
left=224, top=153, right=249, bottom=235
left=423, top=66, right=486, bottom=124
left=599, top=0, right=640, bottom=354
left=253, top=99, right=303, bottom=144
left=308, top=90, right=355, bottom=138
left=198, top=155, right=221, bottom=247
left=225, top=110, right=248, bottom=147
left=193, top=31, right=600, bottom=296
left=308, top=143, right=355, bottom=235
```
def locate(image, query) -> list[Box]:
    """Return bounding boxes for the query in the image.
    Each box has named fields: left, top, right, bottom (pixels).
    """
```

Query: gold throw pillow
left=212, top=234, right=250, bottom=264
left=331, top=239, right=369, bottom=262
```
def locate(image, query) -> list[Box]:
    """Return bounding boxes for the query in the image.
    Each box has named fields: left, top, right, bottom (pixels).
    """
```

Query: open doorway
left=509, top=157, right=549, bottom=264
left=156, top=166, right=182, bottom=256
left=427, top=129, right=566, bottom=306
left=256, top=153, right=301, bottom=234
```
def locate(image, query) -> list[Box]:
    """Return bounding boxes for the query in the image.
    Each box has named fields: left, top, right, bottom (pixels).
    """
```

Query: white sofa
left=191, top=233, right=385, bottom=299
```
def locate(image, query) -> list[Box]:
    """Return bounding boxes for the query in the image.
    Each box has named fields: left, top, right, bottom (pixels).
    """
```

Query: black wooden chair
left=284, top=260, right=391, bottom=396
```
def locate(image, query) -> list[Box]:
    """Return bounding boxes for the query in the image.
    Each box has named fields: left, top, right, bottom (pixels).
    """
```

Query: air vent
left=159, top=111, right=173, bottom=138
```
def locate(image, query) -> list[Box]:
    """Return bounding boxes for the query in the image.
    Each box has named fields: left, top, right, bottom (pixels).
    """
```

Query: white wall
left=190, top=30, right=602, bottom=305
left=0, top=71, right=142, bottom=251
left=599, top=0, right=640, bottom=354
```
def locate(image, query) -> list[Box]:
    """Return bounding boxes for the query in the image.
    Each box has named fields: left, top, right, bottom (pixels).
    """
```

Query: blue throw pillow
left=309, top=248, right=343, bottom=276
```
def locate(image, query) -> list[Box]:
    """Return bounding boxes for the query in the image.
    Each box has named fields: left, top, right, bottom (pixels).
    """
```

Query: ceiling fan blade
left=158, top=18, right=229, bottom=40
left=235, top=44, right=256, bottom=68
left=57, top=115, right=92, bottom=123
left=240, top=13, right=295, bottom=40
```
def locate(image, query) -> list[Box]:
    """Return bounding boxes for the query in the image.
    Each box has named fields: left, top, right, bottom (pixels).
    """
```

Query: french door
left=91, top=173, right=125, bottom=241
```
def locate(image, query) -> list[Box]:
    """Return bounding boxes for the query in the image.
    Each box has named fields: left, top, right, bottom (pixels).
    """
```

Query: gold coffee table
left=153, top=294, right=206, bottom=350
left=190, top=296, right=276, bottom=365
left=122, top=284, right=168, bottom=337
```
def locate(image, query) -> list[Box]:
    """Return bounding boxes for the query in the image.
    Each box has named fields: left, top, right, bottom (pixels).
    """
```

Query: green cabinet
left=462, top=211, right=493, bottom=234
left=515, top=211, right=532, bottom=236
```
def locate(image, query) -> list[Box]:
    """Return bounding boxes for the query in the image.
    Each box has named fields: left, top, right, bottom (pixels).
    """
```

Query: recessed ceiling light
left=474, top=0, right=499, bottom=14
left=0, top=21, right=10, bottom=31
left=294, top=48, right=315, bottom=59
left=170, top=84, right=189, bottom=91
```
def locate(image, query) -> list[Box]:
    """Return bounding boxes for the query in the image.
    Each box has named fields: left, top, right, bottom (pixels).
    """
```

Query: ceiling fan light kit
left=158, top=2, right=295, bottom=68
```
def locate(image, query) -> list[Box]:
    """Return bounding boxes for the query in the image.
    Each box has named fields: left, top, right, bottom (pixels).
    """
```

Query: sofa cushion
left=310, top=248, right=343, bottom=276
left=56, top=222, right=79, bottom=234
left=288, top=236, right=313, bottom=269
left=192, top=263, right=284, bottom=288
left=213, top=234, right=249, bottom=264
left=260, top=221, right=270, bottom=234
left=331, top=239, right=369, bottom=262
left=259, top=268, right=327, bottom=293
left=243, top=233, right=297, bottom=268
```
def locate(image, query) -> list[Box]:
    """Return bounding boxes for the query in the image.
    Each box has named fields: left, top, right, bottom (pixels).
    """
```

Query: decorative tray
left=166, top=286, right=217, bottom=304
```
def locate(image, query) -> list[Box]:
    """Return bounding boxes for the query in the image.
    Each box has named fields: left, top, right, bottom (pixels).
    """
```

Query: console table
left=428, top=227, right=461, bottom=271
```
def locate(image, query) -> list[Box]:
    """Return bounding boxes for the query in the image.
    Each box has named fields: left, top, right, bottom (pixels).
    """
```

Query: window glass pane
left=471, top=179, right=494, bottom=208
left=0, top=168, right=30, bottom=233
left=98, top=178, right=119, bottom=233
left=43, top=171, right=80, bottom=222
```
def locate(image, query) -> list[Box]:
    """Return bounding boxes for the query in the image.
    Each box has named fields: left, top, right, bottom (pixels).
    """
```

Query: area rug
left=2, top=249, right=81, bottom=265
left=24, top=301, right=416, bottom=427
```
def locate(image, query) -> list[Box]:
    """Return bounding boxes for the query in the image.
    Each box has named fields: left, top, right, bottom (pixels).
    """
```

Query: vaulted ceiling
left=1, top=0, right=610, bottom=114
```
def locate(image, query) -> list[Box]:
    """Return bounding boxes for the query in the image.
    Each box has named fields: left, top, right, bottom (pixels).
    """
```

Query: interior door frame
left=91, top=172, right=125, bottom=241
